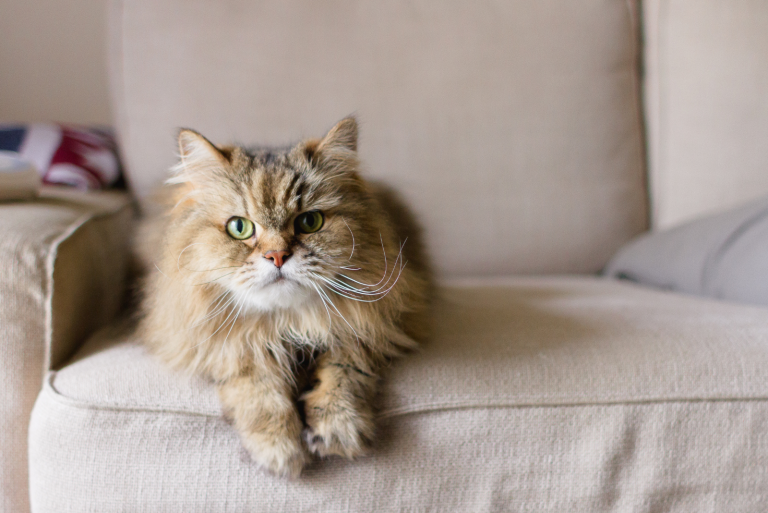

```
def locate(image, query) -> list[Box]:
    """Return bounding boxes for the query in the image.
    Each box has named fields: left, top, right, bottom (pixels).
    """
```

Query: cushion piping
left=44, top=371, right=768, bottom=421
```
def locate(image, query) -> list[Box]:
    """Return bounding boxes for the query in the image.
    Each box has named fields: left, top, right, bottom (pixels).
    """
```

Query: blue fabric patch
left=0, top=127, right=26, bottom=152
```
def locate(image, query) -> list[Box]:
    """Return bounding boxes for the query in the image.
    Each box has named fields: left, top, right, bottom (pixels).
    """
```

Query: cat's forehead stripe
left=282, top=172, right=302, bottom=208
left=244, top=167, right=299, bottom=230
left=259, top=170, right=276, bottom=211
left=236, top=149, right=337, bottom=229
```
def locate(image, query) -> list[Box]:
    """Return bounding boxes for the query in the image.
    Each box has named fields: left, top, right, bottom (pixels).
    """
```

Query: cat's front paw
left=241, top=432, right=309, bottom=478
left=302, top=389, right=374, bottom=459
left=238, top=415, right=309, bottom=478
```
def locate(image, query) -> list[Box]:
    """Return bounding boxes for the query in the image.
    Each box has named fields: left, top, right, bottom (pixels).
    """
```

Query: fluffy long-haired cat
left=138, top=117, right=431, bottom=477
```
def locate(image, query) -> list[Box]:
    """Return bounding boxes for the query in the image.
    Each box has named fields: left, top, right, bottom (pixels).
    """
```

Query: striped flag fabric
left=0, top=123, right=122, bottom=191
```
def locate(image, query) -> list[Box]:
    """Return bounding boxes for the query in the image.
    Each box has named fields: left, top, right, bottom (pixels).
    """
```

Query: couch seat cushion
left=29, top=277, right=768, bottom=512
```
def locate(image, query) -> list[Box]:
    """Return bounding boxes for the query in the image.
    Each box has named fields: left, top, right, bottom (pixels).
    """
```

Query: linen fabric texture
left=108, top=0, right=648, bottom=277
left=29, top=277, right=768, bottom=512
left=0, top=189, right=133, bottom=513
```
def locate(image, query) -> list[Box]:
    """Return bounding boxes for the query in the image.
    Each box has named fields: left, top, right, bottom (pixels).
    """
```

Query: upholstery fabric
left=29, top=277, right=768, bottom=512
left=644, top=0, right=768, bottom=229
left=605, top=195, right=768, bottom=306
left=108, top=0, right=648, bottom=276
left=0, top=189, right=133, bottom=513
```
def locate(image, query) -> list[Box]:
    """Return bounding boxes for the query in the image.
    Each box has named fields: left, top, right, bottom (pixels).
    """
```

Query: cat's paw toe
left=241, top=433, right=309, bottom=478
left=302, top=415, right=372, bottom=459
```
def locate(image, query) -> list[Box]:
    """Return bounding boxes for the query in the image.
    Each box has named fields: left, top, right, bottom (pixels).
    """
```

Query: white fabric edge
left=18, top=123, right=62, bottom=178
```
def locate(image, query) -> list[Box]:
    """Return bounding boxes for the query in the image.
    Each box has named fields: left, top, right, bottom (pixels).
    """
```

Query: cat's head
left=161, top=117, right=402, bottom=313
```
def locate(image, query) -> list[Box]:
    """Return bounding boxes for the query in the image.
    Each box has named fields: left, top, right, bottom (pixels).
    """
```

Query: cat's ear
left=306, top=117, right=359, bottom=172
left=318, top=116, right=358, bottom=153
left=168, top=129, right=229, bottom=185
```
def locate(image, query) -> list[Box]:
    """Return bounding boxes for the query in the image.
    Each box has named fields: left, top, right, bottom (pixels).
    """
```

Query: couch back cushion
left=109, top=0, right=647, bottom=277
left=644, top=0, right=768, bottom=229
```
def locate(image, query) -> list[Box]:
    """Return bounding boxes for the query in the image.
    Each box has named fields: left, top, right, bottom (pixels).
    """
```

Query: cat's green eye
left=226, top=217, right=254, bottom=240
left=294, top=211, right=324, bottom=234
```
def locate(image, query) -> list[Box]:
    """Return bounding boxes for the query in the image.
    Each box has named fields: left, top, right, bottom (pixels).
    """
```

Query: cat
left=137, top=117, right=431, bottom=477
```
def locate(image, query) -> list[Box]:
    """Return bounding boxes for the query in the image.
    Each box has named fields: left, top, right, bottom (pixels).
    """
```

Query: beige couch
left=2, top=0, right=768, bottom=511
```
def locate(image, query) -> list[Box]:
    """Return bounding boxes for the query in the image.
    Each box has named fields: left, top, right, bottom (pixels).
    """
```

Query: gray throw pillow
left=604, top=196, right=768, bottom=306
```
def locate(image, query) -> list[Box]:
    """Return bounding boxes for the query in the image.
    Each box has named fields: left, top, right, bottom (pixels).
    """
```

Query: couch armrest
left=0, top=188, right=134, bottom=513
left=44, top=190, right=136, bottom=369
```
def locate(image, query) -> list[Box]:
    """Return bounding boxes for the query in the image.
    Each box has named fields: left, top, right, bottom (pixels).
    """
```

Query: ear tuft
left=318, top=116, right=358, bottom=153
left=177, top=129, right=228, bottom=165
left=302, top=138, right=321, bottom=164
left=169, top=129, right=229, bottom=185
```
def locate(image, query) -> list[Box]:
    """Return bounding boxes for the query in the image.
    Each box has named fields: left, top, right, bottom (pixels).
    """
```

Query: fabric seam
left=43, top=372, right=768, bottom=421
left=654, top=0, right=669, bottom=227
left=107, top=0, right=136, bottom=195
left=628, top=0, right=652, bottom=232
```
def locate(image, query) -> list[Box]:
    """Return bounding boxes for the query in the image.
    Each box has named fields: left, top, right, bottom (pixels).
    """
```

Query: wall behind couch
left=0, top=0, right=111, bottom=125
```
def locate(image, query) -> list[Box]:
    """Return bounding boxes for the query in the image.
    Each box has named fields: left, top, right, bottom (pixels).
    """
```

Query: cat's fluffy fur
left=137, top=117, right=431, bottom=477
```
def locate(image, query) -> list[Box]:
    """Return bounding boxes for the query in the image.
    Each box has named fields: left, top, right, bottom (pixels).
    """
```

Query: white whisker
left=177, top=242, right=212, bottom=273
left=333, top=232, right=390, bottom=288
left=192, top=290, right=244, bottom=348
left=193, top=271, right=236, bottom=286
left=314, top=284, right=360, bottom=343
left=310, top=282, right=333, bottom=336
left=185, top=290, right=235, bottom=331
left=316, top=273, right=398, bottom=297
left=176, top=242, right=245, bottom=273
left=223, top=287, right=248, bottom=345
left=315, top=263, right=406, bottom=303
left=342, top=217, right=355, bottom=261
left=333, top=232, right=399, bottom=288
left=309, top=231, right=408, bottom=305
left=219, top=291, right=247, bottom=362
left=183, top=264, right=242, bottom=274
left=333, top=237, right=407, bottom=292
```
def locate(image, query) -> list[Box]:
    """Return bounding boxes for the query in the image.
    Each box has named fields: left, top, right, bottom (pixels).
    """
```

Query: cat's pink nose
left=263, top=250, right=291, bottom=268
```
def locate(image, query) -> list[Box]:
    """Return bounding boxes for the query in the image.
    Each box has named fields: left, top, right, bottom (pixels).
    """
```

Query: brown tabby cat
left=138, top=117, right=431, bottom=477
